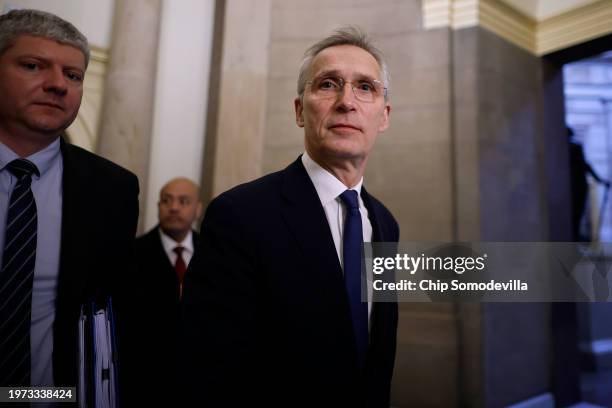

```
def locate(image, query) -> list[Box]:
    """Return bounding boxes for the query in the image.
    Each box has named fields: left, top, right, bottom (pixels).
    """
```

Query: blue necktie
left=339, top=189, right=368, bottom=368
left=0, top=159, right=39, bottom=386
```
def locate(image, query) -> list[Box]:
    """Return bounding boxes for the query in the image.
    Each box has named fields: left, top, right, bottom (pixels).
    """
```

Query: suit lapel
left=152, top=226, right=176, bottom=276
left=192, top=229, right=200, bottom=248
left=279, top=158, right=345, bottom=291
left=361, top=187, right=397, bottom=353
left=57, top=139, right=88, bottom=308
left=52, top=139, right=92, bottom=385
left=280, top=159, right=395, bottom=371
left=361, top=187, right=384, bottom=243
left=278, top=161, right=390, bottom=290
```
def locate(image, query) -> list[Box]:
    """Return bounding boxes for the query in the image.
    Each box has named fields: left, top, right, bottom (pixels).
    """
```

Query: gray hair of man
left=296, top=26, right=390, bottom=101
left=0, top=9, right=90, bottom=67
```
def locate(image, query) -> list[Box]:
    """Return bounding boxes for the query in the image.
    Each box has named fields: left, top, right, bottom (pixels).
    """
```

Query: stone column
left=453, top=26, right=559, bottom=407
left=143, top=0, right=215, bottom=231
left=200, top=0, right=272, bottom=205
left=97, top=0, right=162, bottom=233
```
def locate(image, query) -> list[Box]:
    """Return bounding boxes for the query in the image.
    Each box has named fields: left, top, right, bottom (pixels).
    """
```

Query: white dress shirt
left=301, top=152, right=373, bottom=320
left=159, top=228, right=194, bottom=267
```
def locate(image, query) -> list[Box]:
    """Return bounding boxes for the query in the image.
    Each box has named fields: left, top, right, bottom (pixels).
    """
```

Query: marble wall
left=97, top=0, right=163, bottom=233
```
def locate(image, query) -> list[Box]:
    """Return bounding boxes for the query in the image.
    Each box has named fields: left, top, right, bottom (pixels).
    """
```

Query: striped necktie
left=0, top=158, right=39, bottom=386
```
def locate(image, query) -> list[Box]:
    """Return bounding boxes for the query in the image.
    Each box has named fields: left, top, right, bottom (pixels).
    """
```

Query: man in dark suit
left=0, top=8, right=138, bottom=392
left=182, top=27, right=398, bottom=407
left=137, top=177, right=202, bottom=301
left=128, top=177, right=201, bottom=400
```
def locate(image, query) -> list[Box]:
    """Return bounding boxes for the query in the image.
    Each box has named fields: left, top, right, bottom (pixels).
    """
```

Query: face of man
left=295, top=45, right=390, bottom=168
left=0, top=35, right=85, bottom=152
left=158, top=179, right=203, bottom=242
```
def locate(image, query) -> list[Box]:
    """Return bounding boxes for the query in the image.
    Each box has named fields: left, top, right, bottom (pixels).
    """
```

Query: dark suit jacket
left=135, top=225, right=200, bottom=306
left=53, top=139, right=139, bottom=386
left=182, top=157, right=399, bottom=407
left=129, top=225, right=200, bottom=395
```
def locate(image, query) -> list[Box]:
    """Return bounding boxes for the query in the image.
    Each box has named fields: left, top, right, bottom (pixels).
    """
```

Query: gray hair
left=0, top=9, right=90, bottom=67
left=297, top=26, right=390, bottom=100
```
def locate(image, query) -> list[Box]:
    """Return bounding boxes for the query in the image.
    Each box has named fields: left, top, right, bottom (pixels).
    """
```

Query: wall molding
left=422, top=0, right=612, bottom=56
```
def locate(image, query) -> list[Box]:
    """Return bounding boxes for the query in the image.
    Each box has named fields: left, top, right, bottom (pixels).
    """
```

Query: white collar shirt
left=159, top=228, right=194, bottom=267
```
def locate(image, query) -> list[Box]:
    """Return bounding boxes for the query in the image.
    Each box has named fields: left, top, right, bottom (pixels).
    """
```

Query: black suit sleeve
left=108, top=173, right=140, bottom=404
left=180, top=192, right=261, bottom=405
left=115, top=172, right=139, bottom=284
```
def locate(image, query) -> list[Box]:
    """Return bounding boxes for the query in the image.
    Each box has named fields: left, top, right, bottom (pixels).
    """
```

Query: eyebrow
left=162, top=193, right=193, bottom=199
left=313, top=69, right=379, bottom=82
left=16, top=53, right=85, bottom=73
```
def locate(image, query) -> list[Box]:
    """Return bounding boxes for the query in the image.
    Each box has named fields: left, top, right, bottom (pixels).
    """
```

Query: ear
left=294, top=97, right=305, bottom=128
left=378, top=103, right=391, bottom=133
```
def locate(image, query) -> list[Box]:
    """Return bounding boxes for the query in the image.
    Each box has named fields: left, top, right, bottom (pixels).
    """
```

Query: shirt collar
left=0, top=138, right=61, bottom=180
left=301, top=151, right=363, bottom=205
left=159, top=227, right=194, bottom=254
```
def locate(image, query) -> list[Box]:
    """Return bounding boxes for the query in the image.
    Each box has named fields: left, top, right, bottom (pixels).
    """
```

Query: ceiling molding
left=537, top=0, right=612, bottom=54
left=501, top=0, right=601, bottom=21
left=422, top=0, right=612, bottom=56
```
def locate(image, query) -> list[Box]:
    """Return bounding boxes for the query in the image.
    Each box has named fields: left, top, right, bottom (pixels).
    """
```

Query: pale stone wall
left=97, top=0, right=163, bottom=233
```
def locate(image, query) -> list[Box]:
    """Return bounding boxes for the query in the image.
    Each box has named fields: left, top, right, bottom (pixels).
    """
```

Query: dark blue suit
left=182, top=157, right=399, bottom=407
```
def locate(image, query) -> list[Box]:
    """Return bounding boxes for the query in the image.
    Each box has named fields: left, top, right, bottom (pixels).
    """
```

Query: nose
left=335, top=82, right=357, bottom=113
left=42, top=66, right=68, bottom=96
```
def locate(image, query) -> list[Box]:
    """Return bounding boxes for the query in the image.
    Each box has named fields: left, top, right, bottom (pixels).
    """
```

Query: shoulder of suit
left=364, top=191, right=399, bottom=230
left=134, top=227, right=163, bottom=253
left=192, top=229, right=201, bottom=239
left=62, top=142, right=138, bottom=185
left=136, top=226, right=159, bottom=242
left=213, top=167, right=285, bottom=205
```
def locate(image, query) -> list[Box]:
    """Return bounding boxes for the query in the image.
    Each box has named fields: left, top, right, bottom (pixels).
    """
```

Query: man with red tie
left=138, top=177, right=202, bottom=298
left=127, top=177, right=202, bottom=403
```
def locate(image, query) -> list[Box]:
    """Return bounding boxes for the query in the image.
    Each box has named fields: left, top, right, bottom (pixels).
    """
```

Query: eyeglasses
left=306, top=76, right=387, bottom=102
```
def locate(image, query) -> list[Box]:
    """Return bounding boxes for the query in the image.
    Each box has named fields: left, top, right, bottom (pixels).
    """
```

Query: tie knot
left=7, top=159, right=39, bottom=179
left=173, top=246, right=184, bottom=256
left=339, top=189, right=360, bottom=210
